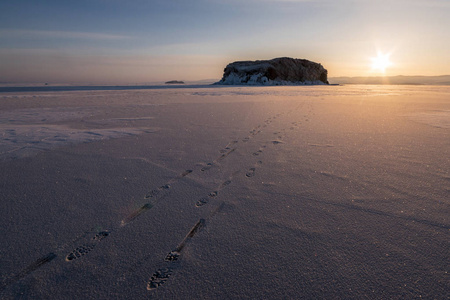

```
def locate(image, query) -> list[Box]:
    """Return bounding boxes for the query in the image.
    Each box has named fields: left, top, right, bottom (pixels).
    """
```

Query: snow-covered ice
left=0, top=85, right=448, bottom=299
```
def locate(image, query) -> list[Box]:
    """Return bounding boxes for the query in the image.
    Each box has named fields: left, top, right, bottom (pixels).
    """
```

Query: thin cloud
left=0, top=29, right=132, bottom=40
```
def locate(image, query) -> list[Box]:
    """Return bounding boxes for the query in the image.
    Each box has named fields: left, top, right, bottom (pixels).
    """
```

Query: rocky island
left=215, top=57, right=328, bottom=85
left=165, top=80, right=185, bottom=84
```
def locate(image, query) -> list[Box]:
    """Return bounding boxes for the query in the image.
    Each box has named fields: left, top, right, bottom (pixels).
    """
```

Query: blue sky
left=1, top=0, right=449, bottom=84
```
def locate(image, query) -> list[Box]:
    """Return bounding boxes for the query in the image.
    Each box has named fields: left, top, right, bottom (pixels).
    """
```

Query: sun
left=370, top=52, right=392, bottom=73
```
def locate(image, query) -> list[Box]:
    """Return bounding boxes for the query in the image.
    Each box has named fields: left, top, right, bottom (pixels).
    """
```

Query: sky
left=0, top=0, right=449, bottom=84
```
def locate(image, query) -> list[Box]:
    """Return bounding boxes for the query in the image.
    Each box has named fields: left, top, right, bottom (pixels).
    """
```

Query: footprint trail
left=65, top=231, right=110, bottom=261
left=2, top=110, right=299, bottom=292
left=147, top=219, right=205, bottom=290
left=195, top=171, right=238, bottom=207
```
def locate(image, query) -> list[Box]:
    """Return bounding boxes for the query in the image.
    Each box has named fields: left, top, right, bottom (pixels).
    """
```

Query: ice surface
left=406, top=110, right=450, bottom=129
left=0, top=85, right=449, bottom=299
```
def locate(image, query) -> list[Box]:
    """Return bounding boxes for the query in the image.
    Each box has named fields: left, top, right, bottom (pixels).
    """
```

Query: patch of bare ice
left=0, top=125, right=158, bottom=160
left=0, top=106, right=157, bottom=160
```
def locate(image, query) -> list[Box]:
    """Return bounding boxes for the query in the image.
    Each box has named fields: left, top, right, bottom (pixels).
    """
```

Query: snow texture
left=0, top=85, right=449, bottom=299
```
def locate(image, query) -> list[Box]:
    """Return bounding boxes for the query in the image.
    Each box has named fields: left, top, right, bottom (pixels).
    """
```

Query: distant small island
left=165, top=80, right=185, bottom=84
left=215, top=57, right=328, bottom=86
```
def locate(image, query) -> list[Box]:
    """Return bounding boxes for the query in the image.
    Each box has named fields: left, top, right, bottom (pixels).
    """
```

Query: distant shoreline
left=0, top=84, right=215, bottom=93
left=1, top=80, right=450, bottom=93
left=329, top=75, right=450, bottom=85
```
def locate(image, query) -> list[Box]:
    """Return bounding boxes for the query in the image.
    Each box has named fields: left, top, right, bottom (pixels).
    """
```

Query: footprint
left=252, top=150, right=263, bottom=156
left=65, top=231, right=109, bottom=261
left=165, top=251, right=180, bottom=262
left=250, top=128, right=262, bottom=136
left=167, top=219, right=204, bottom=258
left=145, top=170, right=190, bottom=199
left=217, top=148, right=235, bottom=161
left=147, top=267, right=174, bottom=290
left=121, top=203, right=153, bottom=226
left=195, top=196, right=210, bottom=207
left=195, top=191, right=218, bottom=207
left=246, top=168, right=256, bottom=177
left=66, top=245, right=95, bottom=261
left=195, top=172, right=237, bottom=207
left=180, top=169, right=193, bottom=177
left=145, top=184, right=170, bottom=199
left=221, top=141, right=238, bottom=153
left=0, top=253, right=57, bottom=292
left=220, top=179, right=232, bottom=189
left=145, top=189, right=160, bottom=199
left=201, top=162, right=213, bottom=172
left=202, top=149, right=235, bottom=172
left=147, top=219, right=205, bottom=291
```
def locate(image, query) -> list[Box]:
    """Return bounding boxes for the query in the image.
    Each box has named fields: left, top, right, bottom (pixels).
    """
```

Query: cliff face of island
left=216, top=57, right=328, bottom=85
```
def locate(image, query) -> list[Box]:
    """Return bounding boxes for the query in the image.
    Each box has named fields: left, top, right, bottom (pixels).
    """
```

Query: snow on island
left=215, top=57, right=328, bottom=86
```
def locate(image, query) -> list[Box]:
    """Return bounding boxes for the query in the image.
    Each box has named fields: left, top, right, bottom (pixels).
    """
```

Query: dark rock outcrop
left=216, top=57, right=328, bottom=85
left=165, top=80, right=185, bottom=84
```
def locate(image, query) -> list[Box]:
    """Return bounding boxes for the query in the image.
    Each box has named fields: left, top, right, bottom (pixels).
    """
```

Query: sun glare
left=370, top=52, right=392, bottom=73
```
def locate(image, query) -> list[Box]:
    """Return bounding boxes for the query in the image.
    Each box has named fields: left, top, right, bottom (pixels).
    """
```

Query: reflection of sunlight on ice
left=405, top=111, right=450, bottom=129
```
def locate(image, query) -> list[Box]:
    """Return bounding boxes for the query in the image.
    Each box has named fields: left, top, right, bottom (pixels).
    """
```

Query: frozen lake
left=0, top=85, right=449, bottom=298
